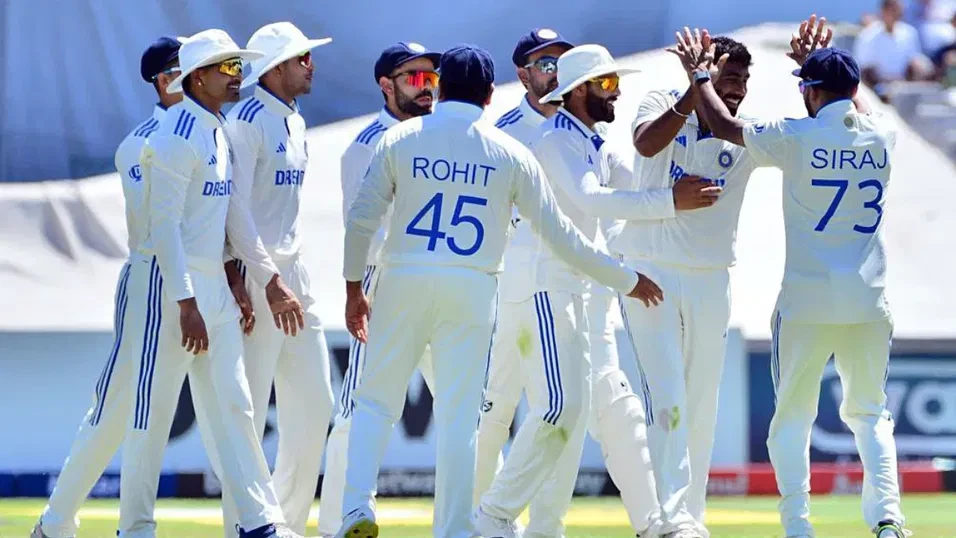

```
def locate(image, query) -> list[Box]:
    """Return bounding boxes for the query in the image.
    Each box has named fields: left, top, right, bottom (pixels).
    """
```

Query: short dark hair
left=882, top=0, right=902, bottom=10
left=152, top=58, right=179, bottom=95
left=713, top=36, right=752, bottom=67
left=439, top=80, right=492, bottom=106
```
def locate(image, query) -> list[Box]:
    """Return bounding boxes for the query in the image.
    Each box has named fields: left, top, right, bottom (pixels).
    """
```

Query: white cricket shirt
left=115, top=104, right=167, bottom=253
left=341, top=107, right=401, bottom=265
left=743, top=99, right=895, bottom=324
left=138, top=96, right=279, bottom=301
left=608, top=89, right=758, bottom=268
left=495, top=94, right=548, bottom=303
left=343, top=100, right=638, bottom=295
left=224, top=84, right=309, bottom=262
left=531, top=109, right=676, bottom=295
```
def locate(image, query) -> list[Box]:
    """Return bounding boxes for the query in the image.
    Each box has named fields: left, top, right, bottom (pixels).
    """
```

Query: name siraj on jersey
left=810, top=148, right=888, bottom=170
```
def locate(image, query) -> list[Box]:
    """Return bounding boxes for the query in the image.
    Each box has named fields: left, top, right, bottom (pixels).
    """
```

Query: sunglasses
left=152, top=66, right=181, bottom=81
left=297, top=51, right=313, bottom=69
left=524, top=56, right=559, bottom=74
left=799, top=79, right=823, bottom=93
left=392, top=70, right=440, bottom=89
left=217, top=58, right=244, bottom=77
left=589, top=73, right=620, bottom=92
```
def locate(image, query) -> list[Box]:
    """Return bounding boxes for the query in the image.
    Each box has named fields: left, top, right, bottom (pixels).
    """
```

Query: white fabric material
left=539, top=44, right=639, bottom=103
left=342, top=101, right=637, bottom=294
left=165, top=29, right=262, bottom=95
left=339, top=108, right=400, bottom=266
left=3, top=25, right=955, bottom=339
left=853, top=21, right=923, bottom=80
left=767, top=316, right=903, bottom=537
left=742, top=99, right=895, bottom=324
left=342, top=265, right=496, bottom=538
left=241, top=22, right=331, bottom=90
left=115, top=105, right=167, bottom=254
left=118, top=257, right=283, bottom=537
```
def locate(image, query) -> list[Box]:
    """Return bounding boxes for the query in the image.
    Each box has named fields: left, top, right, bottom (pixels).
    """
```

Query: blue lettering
left=839, top=149, right=857, bottom=170
left=669, top=160, right=686, bottom=181
left=432, top=159, right=451, bottom=181
left=451, top=161, right=470, bottom=183
left=859, top=149, right=876, bottom=169
left=878, top=148, right=888, bottom=169
left=274, top=169, right=306, bottom=185
left=412, top=157, right=429, bottom=179
left=203, top=181, right=213, bottom=196
left=275, top=170, right=285, bottom=185
left=202, top=180, right=233, bottom=197
left=811, top=148, right=829, bottom=169
left=479, top=165, right=496, bottom=187
left=128, top=165, right=142, bottom=182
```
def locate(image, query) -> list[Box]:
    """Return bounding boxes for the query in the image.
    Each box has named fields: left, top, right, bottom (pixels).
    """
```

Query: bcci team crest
left=718, top=150, right=733, bottom=169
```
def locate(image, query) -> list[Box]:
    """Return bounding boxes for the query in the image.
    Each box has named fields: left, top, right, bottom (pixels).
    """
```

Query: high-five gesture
left=788, top=14, right=834, bottom=66
left=667, top=27, right=726, bottom=81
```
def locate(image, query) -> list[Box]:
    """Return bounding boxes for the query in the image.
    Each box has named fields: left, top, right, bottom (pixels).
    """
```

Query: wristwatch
left=693, top=69, right=711, bottom=84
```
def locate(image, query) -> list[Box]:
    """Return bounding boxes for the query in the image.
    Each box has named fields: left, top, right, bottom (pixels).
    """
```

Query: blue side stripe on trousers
left=341, top=264, right=375, bottom=418
left=477, top=284, right=500, bottom=429
left=618, top=295, right=655, bottom=426
left=770, top=311, right=782, bottom=402
left=91, top=263, right=132, bottom=426
left=534, top=292, right=563, bottom=426
left=134, top=258, right=163, bottom=430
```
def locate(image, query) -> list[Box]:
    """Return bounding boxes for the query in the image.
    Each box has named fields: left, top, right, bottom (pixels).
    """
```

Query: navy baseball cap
left=140, top=36, right=183, bottom=83
left=512, top=28, right=574, bottom=67
left=440, top=44, right=495, bottom=87
left=374, top=42, right=442, bottom=82
left=792, top=47, right=861, bottom=93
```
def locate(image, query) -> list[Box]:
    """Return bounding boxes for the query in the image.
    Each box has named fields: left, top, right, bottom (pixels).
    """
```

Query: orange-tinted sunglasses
left=217, top=58, right=243, bottom=77
left=589, top=73, right=620, bottom=92
left=393, top=70, right=440, bottom=89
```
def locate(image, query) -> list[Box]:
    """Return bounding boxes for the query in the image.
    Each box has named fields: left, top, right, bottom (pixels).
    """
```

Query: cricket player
left=30, top=37, right=184, bottom=538
left=477, top=44, right=719, bottom=538
left=672, top=22, right=908, bottom=538
left=200, top=22, right=334, bottom=537
left=612, top=31, right=766, bottom=538
left=473, top=29, right=573, bottom=509
left=336, top=44, right=663, bottom=538
left=118, top=29, right=309, bottom=538
left=319, top=41, right=442, bottom=538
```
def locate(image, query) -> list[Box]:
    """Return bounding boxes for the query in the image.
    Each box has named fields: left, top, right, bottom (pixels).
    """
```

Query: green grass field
left=1, top=495, right=953, bottom=537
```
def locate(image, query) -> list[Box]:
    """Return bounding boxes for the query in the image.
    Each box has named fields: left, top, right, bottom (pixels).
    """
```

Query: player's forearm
left=575, top=187, right=676, bottom=220
left=633, top=89, right=697, bottom=157
left=694, top=79, right=746, bottom=146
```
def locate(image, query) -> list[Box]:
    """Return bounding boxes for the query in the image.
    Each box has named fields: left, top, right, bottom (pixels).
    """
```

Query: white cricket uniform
left=194, top=85, right=333, bottom=537
left=38, top=105, right=165, bottom=538
left=318, top=106, right=436, bottom=537
left=480, top=108, right=673, bottom=537
left=119, top=96, right=287, bottom=538
left=742, top=99, right=903, bottom=537
left=611, top=88, right=759, bottom=536
left=342, top=101, right=638, bottom=538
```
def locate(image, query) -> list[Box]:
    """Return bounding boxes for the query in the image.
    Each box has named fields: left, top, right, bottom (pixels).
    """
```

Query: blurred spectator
left=854, top=0, right=936, bottom=97
left=908, top=0, right=956, bottom=56
left=936, top=43, right=956, bottom=86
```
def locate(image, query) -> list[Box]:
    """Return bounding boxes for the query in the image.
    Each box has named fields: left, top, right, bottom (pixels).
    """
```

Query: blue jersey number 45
left=406, top=193, right=488, bottom=256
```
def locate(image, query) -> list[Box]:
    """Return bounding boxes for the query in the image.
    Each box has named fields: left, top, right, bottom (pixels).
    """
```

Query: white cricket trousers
left=319, top=264, right=435, bottom=536
left=529, top=284, right=659, bottom=537
left=342, top=265, right=495, bottom=538
left=478, top=291, right=590, bottom=530
left=768, top=313, right=903, bottom=537
left=118, top=256, right=284, bottom=538
left=619, top=260, right=731, bottom=537
left=203, top=257, right=334, bottom=537
left=39, top=262, right=134, bottom=538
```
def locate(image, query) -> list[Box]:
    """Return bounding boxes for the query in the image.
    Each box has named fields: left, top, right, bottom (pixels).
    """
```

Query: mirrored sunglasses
left=152, top=66, right=181, bottom=81
left=799, top=79, right=823, bottom=94
left=589, top=73, right=620, bottom=92
left=393, top=70, right=440, bottom=89
left=217, top=58, right=243, bottom=77
left=524, top=56, right=559, bottom=74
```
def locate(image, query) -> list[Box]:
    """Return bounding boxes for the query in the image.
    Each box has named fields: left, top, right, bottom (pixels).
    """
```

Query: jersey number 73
left=812, top=178, right=884, bottom=234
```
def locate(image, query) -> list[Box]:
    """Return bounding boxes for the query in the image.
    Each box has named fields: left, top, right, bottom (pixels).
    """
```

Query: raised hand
left=666, top=27, right=729, bottom=83
left=788, top=14, right=834, bottom=66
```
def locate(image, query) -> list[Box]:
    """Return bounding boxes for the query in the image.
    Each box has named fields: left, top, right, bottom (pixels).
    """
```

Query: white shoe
left=663, top=531, right=703, bottom=538
left=30, top=522, right=66, bottom=538
left=334, top=509, right=378, bottom=538
left=875, top=520, right=911, bottom=538
left=272, top=525, right=316, bottom=538
left=472, top=506, right=519, bottom=538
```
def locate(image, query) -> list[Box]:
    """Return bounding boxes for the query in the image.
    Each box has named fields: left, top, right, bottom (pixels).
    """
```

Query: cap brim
left=520, top=39, right=575, bottom=64
left=167, top=48, right=264, bottom=94
left=539, top=65, right=640, bottom=104
left=240, top=37, right=333, bottom=89
left=792, top=68, right=803, bottom=77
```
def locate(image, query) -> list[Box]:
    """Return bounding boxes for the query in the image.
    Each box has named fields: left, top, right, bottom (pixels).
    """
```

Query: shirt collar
left=519, top=93, right=547, bottom=123
left=377, top=106, right=401, bottom=128
left=152, top=104, right=167, bottom=122
left=182, top=95, right=225, bottom=128
left=435, top=100, right=484, bottom=120
left=255, top=84, right=298, bottom=117
left=816, top=98, right=855, bottom=121
left=555, top=107, right=605, bottom=150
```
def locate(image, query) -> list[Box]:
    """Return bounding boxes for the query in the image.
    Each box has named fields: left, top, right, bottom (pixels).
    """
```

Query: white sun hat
left=539, top=44, right=640, bottom=104
left=241, top=22, right=332, bottom=89
left=167, top=29, right=264, bottom=94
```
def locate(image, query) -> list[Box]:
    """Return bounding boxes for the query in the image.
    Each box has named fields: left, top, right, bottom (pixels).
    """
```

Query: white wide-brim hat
left=241, top=22, right=332, bottom=89
left=167, top=29, right=264, bottom=94
left=539, top=44, right=640, bottom=104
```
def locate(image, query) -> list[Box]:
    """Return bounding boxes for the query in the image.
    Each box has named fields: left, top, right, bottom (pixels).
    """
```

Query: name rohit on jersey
left=412, top=156, right=496, bottom=187
left=203, top=179, right=234, bottom=197
left=811, top=148, right=888, bottom=170
left=275, top=169, right=305, bottom=186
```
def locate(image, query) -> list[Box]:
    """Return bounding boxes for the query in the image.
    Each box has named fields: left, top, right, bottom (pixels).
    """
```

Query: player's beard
left=529, top=76, right=558, bottom=102
left=803, top=89, right=815, bottom=117
left=585, top=89, right=615, bottom=123
left=396, top=88, right=433, bottom=117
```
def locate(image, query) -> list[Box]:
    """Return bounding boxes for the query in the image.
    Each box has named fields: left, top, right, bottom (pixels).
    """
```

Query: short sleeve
left=742, top=119, right=799, bottom=169
left=632, top=89, right=678, bottom=133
